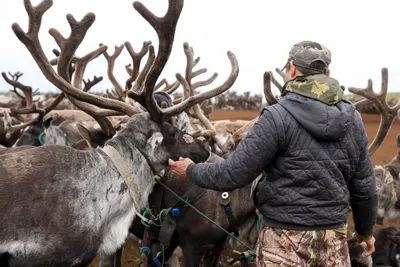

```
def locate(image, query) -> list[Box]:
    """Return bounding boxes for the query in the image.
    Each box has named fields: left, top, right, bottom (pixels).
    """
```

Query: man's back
left=256, top=90, right=376, bottom=234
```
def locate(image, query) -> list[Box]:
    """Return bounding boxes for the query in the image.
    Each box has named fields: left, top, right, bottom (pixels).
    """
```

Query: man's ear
left=289, top=61, right=296, bottom=78
left=327, top=69, right=331, bottom=77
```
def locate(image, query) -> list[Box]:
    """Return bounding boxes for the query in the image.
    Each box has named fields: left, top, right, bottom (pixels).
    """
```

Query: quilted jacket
left=187, top=92, right=377, bottom=237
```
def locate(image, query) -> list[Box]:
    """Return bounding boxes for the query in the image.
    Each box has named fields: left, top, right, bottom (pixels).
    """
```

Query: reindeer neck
left=100, top=135, right=156, bottom=211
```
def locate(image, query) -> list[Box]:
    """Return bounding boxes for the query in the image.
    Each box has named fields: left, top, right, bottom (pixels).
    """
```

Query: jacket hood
left=279, top=92, right=355, bottom=141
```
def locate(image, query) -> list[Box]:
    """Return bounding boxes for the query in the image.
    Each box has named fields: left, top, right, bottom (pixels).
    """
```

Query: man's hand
left=168, top=157, right=194, bottom=179
left=355, top=232, right=376, bottom=258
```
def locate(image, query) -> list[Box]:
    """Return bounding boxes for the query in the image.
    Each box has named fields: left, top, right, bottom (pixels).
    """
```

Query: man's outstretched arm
left=169, top=108, right=280, bottom=191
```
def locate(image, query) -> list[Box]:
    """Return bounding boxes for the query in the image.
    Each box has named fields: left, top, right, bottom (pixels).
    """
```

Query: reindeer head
left=375, top=166, right=398, bottom=224
left=371, top=227, right=400, bottom=267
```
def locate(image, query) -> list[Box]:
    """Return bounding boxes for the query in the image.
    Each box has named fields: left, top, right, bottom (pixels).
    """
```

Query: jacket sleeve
left=186, top=108, right=280, bottom=191
left=348, top=127, right=377, bottom=238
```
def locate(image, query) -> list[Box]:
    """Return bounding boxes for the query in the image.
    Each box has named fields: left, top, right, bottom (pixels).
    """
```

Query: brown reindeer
left=0, top=1, right=238, bottom=267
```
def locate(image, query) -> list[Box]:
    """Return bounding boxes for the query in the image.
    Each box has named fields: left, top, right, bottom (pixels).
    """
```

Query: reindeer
left=346, top=68, right=400, bottom=226
left=349, top=226, right=400, bottom=267
left=0, top=1, right=238, bottom=267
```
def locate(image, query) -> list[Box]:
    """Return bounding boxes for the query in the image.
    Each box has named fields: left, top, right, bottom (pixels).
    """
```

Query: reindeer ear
left=76, top=123, right=92, bottom=143
left=147, top=132, right=164, bottom=149
left=43, top=117, right=53, bottom=128
left=387, top=235, right=400, bottom=245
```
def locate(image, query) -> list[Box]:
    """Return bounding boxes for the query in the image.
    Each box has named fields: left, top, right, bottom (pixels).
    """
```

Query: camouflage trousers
left=255, top=226, right=351, bottom=267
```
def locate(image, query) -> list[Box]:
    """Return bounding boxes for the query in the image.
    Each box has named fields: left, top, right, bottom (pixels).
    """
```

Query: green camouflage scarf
left=283, top=74, right=343, bottom=105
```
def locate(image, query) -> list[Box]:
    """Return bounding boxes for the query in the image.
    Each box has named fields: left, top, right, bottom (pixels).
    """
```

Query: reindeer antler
left=2, top=72, right=34, bottom=108
left=4, top=104, right=46, bottom=139
left=83, top=76, right=103, bottom=92
left=125, top=41, right=152, bottom=90
left=348, top=68, right=400, bottom=156
left=174, top=42, right=236, bottom=153
left=13, top=0, right=237, bottom=129
left=155, top=78, right=180, bottom=94
left=127, top=0, right=238, bottom=123
left=102, top=44, right=125, bottom=98
left=263, top=72, right=278, bottom=106
left=12, top=0, right=139, bottom=117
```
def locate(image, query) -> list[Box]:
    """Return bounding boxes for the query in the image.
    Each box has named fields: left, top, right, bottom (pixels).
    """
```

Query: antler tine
left=130, top=45, right=156, bottom=93
left=270, top=71, right=283, bottom=92
left=193, top=56, right=200, bottom=67
left=125, top=40, right=151, bottom=90
left=264, top=72, right=278, bottom=105
left=5, top=72, right=25, bottom=100
left=83, top=75, right=103, bottom=92
left=128, top=0, right=184, bottom=123
left=32, top=88, right=40, bottom=95
left=154, top=79, right=180, bottom=96
left=101, top=44, right=125, bottom=97
left=348, top=68, right=400, bottom=155
left=275, top=67, right=285, bottom=80
left=2, top=72, right=33, bottom=108
left=192, top=73, right=218, bottom=90
left=73, top=45, right=107, bottom=90
left=164, top=80, right=180, bottom=94
left=166, top=51, right=238, bottom=122
left=155, top=78, right=168, bottom=91
left=12, top=0, right=139, bottom=117
left=182, top=43, right=219, bottom=91
left=49, top=13, right=96, bottom=83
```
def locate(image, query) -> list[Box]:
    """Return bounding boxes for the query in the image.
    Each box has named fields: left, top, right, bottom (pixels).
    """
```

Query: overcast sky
left=1, top=0, right=399, bottom=97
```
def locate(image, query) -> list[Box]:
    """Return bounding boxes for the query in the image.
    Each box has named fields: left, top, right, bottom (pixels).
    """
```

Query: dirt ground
left=88, top=111, right=400, bottom=267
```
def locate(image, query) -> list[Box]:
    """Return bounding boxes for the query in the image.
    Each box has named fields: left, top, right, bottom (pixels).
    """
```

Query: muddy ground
left=89, top=111, right=400, bottom=266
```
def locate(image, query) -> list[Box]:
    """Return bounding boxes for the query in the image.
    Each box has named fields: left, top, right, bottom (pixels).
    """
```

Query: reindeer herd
left=0, top=0, right=400, bottom=267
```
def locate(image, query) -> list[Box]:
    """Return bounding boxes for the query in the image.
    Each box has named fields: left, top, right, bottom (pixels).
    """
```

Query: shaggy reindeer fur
left=0, top=113, right=209, bottom=267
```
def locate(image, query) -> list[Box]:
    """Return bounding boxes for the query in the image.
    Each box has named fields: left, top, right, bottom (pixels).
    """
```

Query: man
left=169, top=41, right=377, bottom=266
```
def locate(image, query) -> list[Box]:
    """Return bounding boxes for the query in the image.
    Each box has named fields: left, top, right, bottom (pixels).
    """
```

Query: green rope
left=38, top=131, right=46, bottom=145
left=141, top=207, right=162, bottom=228
left=156, top=178, right=256, bottom=257
left=159, top=209, right=166, bottom=225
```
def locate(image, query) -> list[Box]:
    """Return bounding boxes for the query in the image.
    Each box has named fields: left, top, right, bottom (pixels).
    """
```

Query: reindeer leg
left=182, top=247, right=203, bottom=267
left=99, top=253, right=115, bottom=267
left=202, top=236, right=227, bottom=267
left=113, top=248, right=122, bottom=267
left=0, top=253, right=10, bottom=267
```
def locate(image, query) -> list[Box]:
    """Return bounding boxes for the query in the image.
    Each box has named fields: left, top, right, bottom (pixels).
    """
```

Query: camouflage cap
left=282, top=41, right=331, bottom=73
